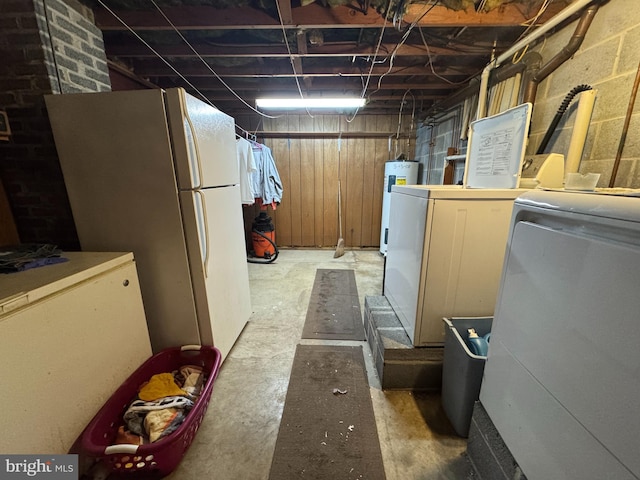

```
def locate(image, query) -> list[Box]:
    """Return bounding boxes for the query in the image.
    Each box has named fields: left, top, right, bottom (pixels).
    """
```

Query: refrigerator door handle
left=184, top=110, right=204, bottom=190
left=195, top=190, right=210, bottom=278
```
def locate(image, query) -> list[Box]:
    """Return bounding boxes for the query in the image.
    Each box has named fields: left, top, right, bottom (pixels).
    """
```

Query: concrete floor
left=166, top=249, right=472, bottom=479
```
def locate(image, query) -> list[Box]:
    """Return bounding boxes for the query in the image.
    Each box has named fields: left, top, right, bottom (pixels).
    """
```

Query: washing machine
left=384, top=184, right=529, bottom=346
left=479, top=190, right=640, bottom=480
left=384, top=103, right=538, bottom=346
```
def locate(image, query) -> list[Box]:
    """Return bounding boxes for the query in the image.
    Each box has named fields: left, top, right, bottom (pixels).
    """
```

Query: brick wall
left=40, top=0, right=110, bottom=93
left=0, top=0, right=110, bottom=248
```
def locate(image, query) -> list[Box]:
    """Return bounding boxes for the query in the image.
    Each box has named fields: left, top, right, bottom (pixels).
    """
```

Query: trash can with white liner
left=442, top=317, right=493, bottom=437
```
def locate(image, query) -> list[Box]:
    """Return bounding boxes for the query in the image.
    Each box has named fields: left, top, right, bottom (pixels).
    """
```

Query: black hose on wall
left=536, top=84, right=593, bottom=154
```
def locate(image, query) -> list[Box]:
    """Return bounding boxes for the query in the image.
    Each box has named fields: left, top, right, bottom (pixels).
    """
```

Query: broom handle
left=337, top=179, right=343, bottom=238
left=337, top=131, right=343, bottom=239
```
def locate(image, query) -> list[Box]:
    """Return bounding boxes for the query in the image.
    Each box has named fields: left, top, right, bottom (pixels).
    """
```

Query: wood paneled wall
left=241, top=114, right=415, bottom=249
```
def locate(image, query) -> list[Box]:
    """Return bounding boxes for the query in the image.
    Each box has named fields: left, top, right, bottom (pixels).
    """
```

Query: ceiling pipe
left=476, top=0, right=601, bottom=120
left=431, top=52, right=541, bottom=115
left=521, top=4, right=600, bottom=105
left=518, top=51, right=544, bottom=103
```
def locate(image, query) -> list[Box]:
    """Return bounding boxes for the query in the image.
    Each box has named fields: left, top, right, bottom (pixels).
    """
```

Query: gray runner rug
left=268, top=345, right=386, bottom=480
left=301, top=269, right=365, bottom=341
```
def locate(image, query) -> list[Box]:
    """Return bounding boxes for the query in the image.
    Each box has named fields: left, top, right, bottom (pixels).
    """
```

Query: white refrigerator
left=45, top=88, right=251, bottom=361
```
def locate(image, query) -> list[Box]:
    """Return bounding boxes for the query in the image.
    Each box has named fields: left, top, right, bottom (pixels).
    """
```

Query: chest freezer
left=0, top=252, right=152, bottom=453
left=384, top=185, right=529, bottom=346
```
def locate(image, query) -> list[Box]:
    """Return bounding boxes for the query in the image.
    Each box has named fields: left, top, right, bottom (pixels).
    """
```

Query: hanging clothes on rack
left=236, top=137, right=257, bottom=205
left=250, top=141, right=283, bottom=210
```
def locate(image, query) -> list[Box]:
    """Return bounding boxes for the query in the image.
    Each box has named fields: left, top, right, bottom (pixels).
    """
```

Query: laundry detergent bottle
left=467, top=328, right=489, bottom=356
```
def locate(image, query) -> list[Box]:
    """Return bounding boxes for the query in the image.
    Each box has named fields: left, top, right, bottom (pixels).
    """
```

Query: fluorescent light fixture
left=256, top=97, right=365, bottom=109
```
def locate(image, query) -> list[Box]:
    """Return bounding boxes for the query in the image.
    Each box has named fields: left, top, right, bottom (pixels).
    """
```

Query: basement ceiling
left=89, top=0, right=578, bottom=120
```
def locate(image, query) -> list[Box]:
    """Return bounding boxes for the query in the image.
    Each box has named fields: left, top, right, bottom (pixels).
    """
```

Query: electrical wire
left=97, top=0, right=222, bottom=110
left=345, top=11, right=389, bottom=122
left=394, top=89, right=416, bottom=157
left=347, top=1, right=436, bottom=123
left=516, top=0, right=553, bottom=41
left=418, top=28, right=499, bottom=51
left=373, top=3, right=438, bottom=92
left=511, top=44, right=529, bottom=64
left=99, top=0, right=278, bottom=140
left=507, top=0, right=551, bottom=65
left=148, top=0, right=279, bottom=119
left=274, top=0, right=314, bottom=118
left=418, top=27, right=474, bottom=85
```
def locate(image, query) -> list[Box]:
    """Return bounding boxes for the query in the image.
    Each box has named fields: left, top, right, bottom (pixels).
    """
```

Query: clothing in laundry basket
left=119, top=365, right=206, bottom=443
left=139, top=373, right=188, bottom=401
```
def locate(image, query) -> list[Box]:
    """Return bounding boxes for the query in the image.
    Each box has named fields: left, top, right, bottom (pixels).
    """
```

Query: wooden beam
left=107, top=59, right=159, bottom=89
left=96, top=3, right=566, bottom=31
left=181, top=78, right=457, bottom=91
left=228, top=105, right=432, bottom=116
left=202, top=93, right=443, bottom=102
left=131, top=61, right=478, bottom=78
left=277, top=0, right=293, bottom=24
left=293, top=30, right=306, bottom=84
left=248, top=131, right=414, bottom=139
left=105, top=42, right=491, bottom=58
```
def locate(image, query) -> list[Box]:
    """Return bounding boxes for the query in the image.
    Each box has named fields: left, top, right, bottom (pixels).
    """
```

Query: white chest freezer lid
left=516, top=190, right=640, bottom=223
left=0, top=252, right=133, bottom=314
left=463, top=103, right=532, bottom=189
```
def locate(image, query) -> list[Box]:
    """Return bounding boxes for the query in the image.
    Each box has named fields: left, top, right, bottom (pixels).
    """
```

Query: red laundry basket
left=79, top=345, right=221, bottom=477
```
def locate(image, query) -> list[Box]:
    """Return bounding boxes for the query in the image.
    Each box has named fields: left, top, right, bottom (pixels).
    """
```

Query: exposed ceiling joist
left=137, top=64, right=478, bottom=78
left=97, top=0, right=580, bottom=119
left=105, top=42, right=494, bottom=58
left=95, top=3, right=567, bottom=30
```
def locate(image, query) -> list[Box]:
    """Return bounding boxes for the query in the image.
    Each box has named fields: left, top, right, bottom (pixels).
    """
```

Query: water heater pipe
left=564, top=89, right=597, bottom=175
left=477, top=0, right=599, bottom=119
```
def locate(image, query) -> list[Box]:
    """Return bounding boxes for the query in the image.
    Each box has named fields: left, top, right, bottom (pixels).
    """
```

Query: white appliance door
left=481, top=208, right=640, bottom=479
left=165, top=88, right=239, bottom=189
left=179, top=185, right=251, bottom=361
left=418, top=197, right=515, bottom=345
left=384, top=190, right=429, bottom=343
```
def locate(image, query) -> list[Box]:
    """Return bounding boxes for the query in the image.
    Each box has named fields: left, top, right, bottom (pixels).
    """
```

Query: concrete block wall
left=0, top=0, right=110, bottom=247
left=416, top=111, right=466, bottom=185
left=467, top=402, right=527, bottom=480
left=415, top=112, right=466, bottom=185
left=414, top=123, right=431, bottom=184
left=416, top=0, right=640, bottom=190
left=526, top=0, right=640, bottom=188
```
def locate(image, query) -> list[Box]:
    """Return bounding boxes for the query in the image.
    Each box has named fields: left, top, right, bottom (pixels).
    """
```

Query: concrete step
left=364, top=295, right=443, bottom=391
